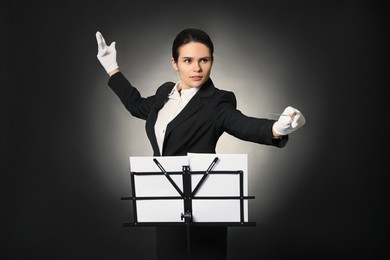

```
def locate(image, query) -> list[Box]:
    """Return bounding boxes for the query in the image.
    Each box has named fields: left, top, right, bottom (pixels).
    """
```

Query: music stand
left=121, top=153, right=256, bottom=258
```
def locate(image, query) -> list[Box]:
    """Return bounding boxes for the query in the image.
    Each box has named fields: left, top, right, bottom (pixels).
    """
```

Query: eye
left=183, top=58, right=192, bottom=63
left=200, top=58, right=210, bottom=63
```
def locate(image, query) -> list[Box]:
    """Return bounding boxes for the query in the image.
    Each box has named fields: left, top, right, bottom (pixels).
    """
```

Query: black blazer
left=108, top=72, right=288, bottom=156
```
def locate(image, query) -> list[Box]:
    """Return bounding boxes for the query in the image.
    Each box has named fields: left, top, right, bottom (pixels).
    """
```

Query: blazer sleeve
left=215, top=90, right=288, bottom=148
left=108, top=72, right=156, bottom=120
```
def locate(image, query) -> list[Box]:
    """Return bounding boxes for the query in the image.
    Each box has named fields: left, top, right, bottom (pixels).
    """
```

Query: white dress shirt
left=154, top=82, right=200, bottom=155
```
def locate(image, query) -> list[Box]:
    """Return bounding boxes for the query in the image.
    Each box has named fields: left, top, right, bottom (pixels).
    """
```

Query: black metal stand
left=121, top=156, right=256, bottom=259
left=181, top=165, right=192, bottom=260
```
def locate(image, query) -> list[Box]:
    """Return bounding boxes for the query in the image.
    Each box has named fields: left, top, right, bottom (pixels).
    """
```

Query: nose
left=193, top=62, right=202, bottom=72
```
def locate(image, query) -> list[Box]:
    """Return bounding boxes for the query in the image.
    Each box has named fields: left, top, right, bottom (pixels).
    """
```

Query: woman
left=96, top=28, right=305, bottom=260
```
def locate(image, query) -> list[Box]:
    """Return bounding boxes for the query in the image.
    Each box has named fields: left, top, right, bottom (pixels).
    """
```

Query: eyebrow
left=181, top=56, right=211, bottom=60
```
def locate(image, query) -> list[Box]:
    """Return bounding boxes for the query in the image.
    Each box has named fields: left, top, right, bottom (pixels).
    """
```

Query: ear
left=171, top=58, right=178, bottom=71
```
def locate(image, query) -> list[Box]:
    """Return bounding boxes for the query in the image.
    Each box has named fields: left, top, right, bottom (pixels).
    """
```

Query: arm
left=96, top=31, right=154, bottom=119
left=216, top=91, right=305, bottom=147
left=108, top=72, right=155, bottom=120
left=216, top=91, right=284, bottom=146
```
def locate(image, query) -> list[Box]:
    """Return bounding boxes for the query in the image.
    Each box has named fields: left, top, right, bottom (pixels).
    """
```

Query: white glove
left=96, top=31, right=119, bottom=73
left=272, top=106, right=306, bottom=135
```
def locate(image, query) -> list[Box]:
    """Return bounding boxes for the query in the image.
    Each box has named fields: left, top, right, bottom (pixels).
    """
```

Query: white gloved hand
left=96, top=31, right=119, bottom=73
left=272, top=106, right=306, bottom=135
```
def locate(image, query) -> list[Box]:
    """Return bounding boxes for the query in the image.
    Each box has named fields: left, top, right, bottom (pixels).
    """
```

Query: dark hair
left=172, top=28, right=214, bottom=62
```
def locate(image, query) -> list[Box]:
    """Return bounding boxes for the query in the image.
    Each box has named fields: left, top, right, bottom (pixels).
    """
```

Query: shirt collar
left=168, top=82, right=200, bottom=100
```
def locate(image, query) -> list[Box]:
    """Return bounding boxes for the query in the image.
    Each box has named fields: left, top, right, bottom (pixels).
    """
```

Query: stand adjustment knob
left=181, top=211, right=192, bottom=222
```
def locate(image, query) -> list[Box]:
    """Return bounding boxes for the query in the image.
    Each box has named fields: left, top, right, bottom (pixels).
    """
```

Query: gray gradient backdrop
left=3, top=1, right=388, bottom=259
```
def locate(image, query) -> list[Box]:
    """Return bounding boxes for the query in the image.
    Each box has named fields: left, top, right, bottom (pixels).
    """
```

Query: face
left=172, top=42, right=213, bottom=90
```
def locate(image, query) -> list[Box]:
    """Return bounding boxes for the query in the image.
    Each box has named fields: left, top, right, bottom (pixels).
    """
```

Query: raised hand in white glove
left=96, top=31, right=119, bottom=73
left=272, top=106, right=306, bottom=136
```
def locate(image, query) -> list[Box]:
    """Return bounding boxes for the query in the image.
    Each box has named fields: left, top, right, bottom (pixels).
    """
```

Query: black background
left=3, top=1, right=388, bottom=259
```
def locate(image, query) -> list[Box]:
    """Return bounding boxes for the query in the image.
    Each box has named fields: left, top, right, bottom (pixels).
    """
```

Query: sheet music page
left=129, top=154, right=248, bottom=222
left=188, top=153, right=248, bottom=222
left=130, top=156, right=187, bottom=222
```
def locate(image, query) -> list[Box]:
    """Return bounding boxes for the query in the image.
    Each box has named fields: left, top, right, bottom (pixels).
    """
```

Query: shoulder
left=213, top=87, right=237, bottom=105
left=214, top=87, right=235, bottom=97
left=200, top=78, right=236, bottom=99
left=156, top=81, right=175, bottom=95
left=200, top=79, right=237, bottom=108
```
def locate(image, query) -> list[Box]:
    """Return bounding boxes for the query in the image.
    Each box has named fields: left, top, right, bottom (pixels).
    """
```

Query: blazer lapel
left=164, top=78, right=215, bottom=144
left=145, top=83, right=174, bottom=155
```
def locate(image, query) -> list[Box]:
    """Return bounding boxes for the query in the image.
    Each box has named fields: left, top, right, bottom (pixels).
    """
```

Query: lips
left=191, top=76, right=203, bottom=81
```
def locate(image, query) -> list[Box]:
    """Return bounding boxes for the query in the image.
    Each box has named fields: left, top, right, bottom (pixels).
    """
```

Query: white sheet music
left=129, top=153, right=248, bottom=222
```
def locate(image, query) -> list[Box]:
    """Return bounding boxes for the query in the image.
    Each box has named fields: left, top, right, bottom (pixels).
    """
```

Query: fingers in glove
left=96, top=31, right=107, bottom=52
left=291, top=110, right=306, bottom=128
left=282, top=106, right=296, bottom=116
left=109, top=41, right=116, bottom=51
